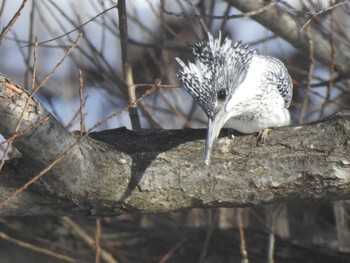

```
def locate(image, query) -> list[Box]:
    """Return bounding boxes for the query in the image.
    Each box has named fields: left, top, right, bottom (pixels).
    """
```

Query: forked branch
left=0, top=75, right=349, bottom=216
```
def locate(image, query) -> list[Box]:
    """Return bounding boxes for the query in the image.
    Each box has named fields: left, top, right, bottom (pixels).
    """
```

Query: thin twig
left=118, top=0, right=141, bottom=129
left=0, top=81, right=159, bottom=208
left=237, top=208, right=248, bottom=263
left=159, top=238, right=187, bottom=263
left=267, top=230, right=275, bottom=262
left=333, top=201, right=350, bottom=251
left=26, top=5, right=118, bottom=46
left=31, top=36, right=38, bottom=93
left=0, top=138, right=82, bottom=208
left=0, top=35, right=81, bottom=205
left=198, top=209, right=218, bottom=263
left=95, top=219, right=101, bottom=263
left=300, top=1, right=350, bottom=32
left=134, top=83, right=179, bottom=88
left=0, top=116, right=49, bottom=165
left=0, top=116, right=49, bottom=146
left=299, top=25, right=314, bottom=124
left=24, top=0, right=36, bottom=91
left=0, top=37, right=37, bottom=171
left=86, top=81, right=159, bottom=131
left=160, top=0, right=280, bottom=19
left=78, top=69, right=85, bottom=137
left=188, top=1, right=209, bottom=33
left=319, top=9, right=335, bottom=119
left=0, top=35, right=81, bottom=171
left=158, top=88, right=190, bottom=126
left=0, top=0, right=29, bottom=44
left=34, top=34, right=82, bottom=93
left=267, top=204, right=285, bottom=263
left=64, top=94, right=89, bottom=131
left=62, top=218, right=118, bottom=263
left=0, top=0, right=6, bottom=18
left=0, top=231, right=78, bottom=263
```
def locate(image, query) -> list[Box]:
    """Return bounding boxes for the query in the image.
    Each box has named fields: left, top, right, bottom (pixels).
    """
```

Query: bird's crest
left=176, top=32, right=257, bottom=119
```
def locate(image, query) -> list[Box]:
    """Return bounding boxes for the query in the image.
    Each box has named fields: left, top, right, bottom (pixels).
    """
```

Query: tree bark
left=0, top=75, right=350, bottom=216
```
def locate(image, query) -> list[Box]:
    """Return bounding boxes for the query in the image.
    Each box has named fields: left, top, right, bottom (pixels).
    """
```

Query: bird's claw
left=257, top=128, right=270, bottom=146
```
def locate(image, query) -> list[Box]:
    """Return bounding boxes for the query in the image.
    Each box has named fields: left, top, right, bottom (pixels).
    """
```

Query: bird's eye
left=217, top=89, right=227, bottom=101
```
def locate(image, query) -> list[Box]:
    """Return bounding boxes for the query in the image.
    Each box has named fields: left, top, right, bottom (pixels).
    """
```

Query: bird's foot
left=227, top=129, right=241, bottom=140
left=228, top=129, right=234, bottom=140
left=257, top=128, right=270, bottom=146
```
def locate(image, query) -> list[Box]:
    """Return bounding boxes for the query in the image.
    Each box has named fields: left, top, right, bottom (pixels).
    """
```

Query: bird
left=176, top=32, right=293, bottom=165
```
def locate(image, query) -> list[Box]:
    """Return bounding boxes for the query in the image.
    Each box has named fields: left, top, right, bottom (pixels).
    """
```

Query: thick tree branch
left=227, top=0, right=350, bottom=75
left=0, top=75, right=350, bottom=216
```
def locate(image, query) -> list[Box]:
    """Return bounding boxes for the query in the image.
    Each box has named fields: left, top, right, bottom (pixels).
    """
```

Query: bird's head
left=176, top=32, right=256, bottom=165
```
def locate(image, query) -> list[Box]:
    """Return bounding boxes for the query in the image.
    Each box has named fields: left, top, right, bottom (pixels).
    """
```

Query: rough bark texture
left=0, top=75, right=350, bottom=216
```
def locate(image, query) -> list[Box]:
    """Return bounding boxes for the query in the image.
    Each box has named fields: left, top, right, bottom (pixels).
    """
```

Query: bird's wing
left=262, top=56, right=293, bottom=108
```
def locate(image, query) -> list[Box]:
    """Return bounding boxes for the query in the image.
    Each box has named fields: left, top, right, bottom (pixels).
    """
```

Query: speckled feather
left=176, top=33, right=257, bottom=119
left=176, top=33, right=292, bottom=126
left=176, top=32, right=293, bottom=164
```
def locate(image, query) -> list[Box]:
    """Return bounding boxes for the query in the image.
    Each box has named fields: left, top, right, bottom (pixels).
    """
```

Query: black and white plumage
left=176, top=32, right=293, bottom=165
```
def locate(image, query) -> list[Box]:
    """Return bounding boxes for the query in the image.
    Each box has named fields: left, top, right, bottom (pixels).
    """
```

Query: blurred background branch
left=1, top=0, right=350, bottom=262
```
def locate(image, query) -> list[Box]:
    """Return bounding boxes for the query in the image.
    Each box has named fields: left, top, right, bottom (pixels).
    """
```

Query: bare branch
left=26, top=4, right=118, bottom=46
left=118, top=0, right=141, bottom=129
left=160, top=0, right=280, bottom=19
left=300, top=1, right=350, bottom=31
left=226, top=0, right=350, bottom=75
left=0, top=0, right=29, bottom=44
left=0, top=231, right=78, bottom=263
left=62, top=218, right=118, bottom=263
left=0, top=75, right=349, bottom=216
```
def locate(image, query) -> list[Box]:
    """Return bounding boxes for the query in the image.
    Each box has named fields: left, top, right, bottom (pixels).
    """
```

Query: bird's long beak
left=205, top=112, right=228, bottom=165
